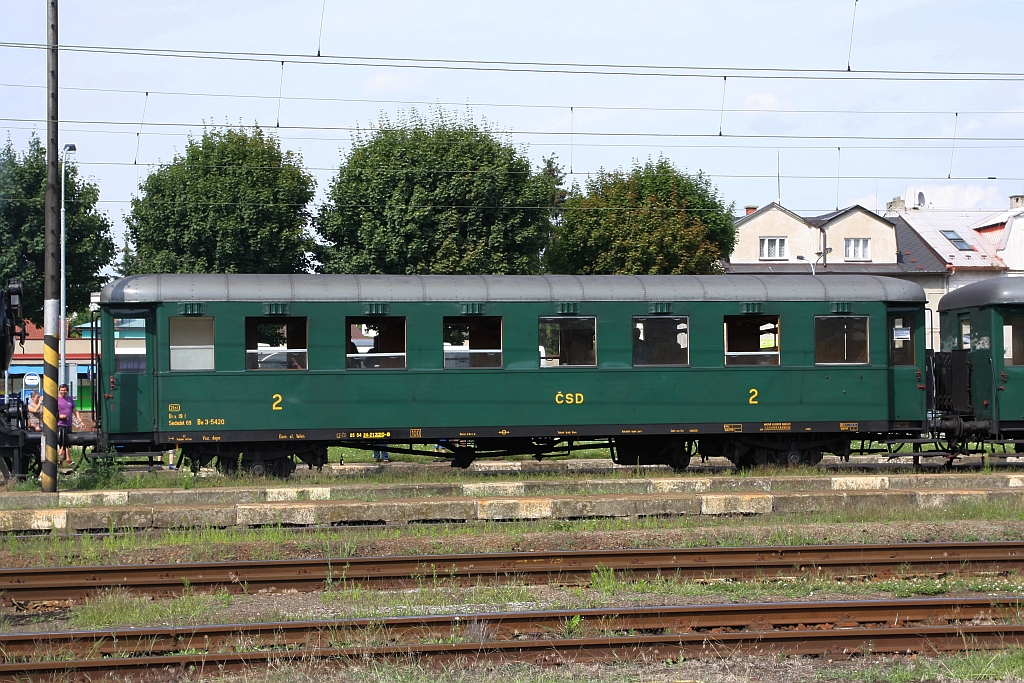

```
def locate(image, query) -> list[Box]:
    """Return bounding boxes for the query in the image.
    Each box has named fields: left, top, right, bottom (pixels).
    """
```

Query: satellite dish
left=918, top=192, right=926, bottom=207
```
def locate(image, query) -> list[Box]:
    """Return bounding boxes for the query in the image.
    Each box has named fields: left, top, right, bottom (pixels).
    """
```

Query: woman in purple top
left=57, top=384, right=78, bottom=466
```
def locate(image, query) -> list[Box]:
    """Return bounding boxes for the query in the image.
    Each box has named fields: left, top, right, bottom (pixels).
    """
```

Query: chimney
left=886, top=196, right=906, bottom=212
left=1011, top=195, right=1024, bottom=210
left=745, top=205, right=758, bottom=216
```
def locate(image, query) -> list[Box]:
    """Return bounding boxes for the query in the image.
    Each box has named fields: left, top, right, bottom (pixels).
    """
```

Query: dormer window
left=759, top=237, right=787, bottom=260
left=844, top=238, right=870, bottom=261
left=940, top=230, right=973, bottom=251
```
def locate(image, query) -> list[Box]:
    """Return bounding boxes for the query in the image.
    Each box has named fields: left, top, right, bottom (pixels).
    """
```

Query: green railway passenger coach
left=98, top=274, right=927, bottom=474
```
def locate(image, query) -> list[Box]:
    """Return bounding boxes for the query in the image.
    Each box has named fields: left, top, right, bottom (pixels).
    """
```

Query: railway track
left=2, top=597, right=1023, bottom=681
left=2, top=541, right=1021, bottom=606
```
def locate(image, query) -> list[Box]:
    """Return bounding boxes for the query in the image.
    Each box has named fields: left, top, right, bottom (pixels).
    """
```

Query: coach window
left=724, top=315, right=780, bottom=365
left=539, top=317, right=596, bottom=367
left=169, top=317, right=215, bottom=371
left=245, top=318, right=308, bottom=370
left=633, top=317, right=688, bottom=366
left=443, top=317, right=502, bottom=368
left=889, top=315, right=916, bottom=365
left=346, top=317, right=406, bottom=369
left=113, top=317, right=147, bottom=373
left=814, top=316, right=868, bottom=364
left=959, top=317, right=972, bottom=350
left=1004, top=317, right=1024, bottom=365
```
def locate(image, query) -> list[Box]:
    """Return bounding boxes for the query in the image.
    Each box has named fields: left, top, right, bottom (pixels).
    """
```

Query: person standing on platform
left=26, top=391, right=43, bottom=432
left=57, top=384, right=79, bottom=466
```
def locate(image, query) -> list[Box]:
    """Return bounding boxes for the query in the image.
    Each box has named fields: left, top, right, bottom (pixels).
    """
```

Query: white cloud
left=743, top=93, right=791, bottom=112
left=906, top=184, right=1007, bottom=210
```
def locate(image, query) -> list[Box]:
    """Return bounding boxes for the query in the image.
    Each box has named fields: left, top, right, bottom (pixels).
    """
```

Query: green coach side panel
left=100, top=274, right=926, bottom=443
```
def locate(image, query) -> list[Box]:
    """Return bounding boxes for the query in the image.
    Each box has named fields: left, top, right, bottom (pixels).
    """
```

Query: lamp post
left=59, top=143, right=76, bottom=388
left=797, top=248, right=832, bottom=276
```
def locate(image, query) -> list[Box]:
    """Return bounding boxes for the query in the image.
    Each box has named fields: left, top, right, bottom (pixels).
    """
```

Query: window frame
left=889, top=313, right=917, bottom=366
left=844, top=237, right=871, bottom=261
left=1003, top=315, right=1024, bottom=366
left=442, top=316, right=503, bottom=369
left=723, top=314, right=781, bottom=366
left=632, top=315, right=690, bottom=367
left=940, top=230, right=974, bottom=251
left=112, top=316, right=148, bottom=374
left=758, top=236, right=788, bottom=261
left=244, top=317, right=309, bottom=371
left=813, top=315, right=870, bottom=365
left=538, top=316, right=598, bottom=368
left=345, top=316, right=408, bottom=370
left=168, top=316, right=215, bottom=372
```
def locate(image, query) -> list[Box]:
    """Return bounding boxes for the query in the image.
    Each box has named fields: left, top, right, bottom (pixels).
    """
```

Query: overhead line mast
left=41, top=0, right=60, bottom=492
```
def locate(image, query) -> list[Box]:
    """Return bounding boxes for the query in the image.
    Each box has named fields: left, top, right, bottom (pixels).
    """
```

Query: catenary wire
left=3, top=82, right=1024, bottom=117
left=4, top=41, right=1024, bottom=81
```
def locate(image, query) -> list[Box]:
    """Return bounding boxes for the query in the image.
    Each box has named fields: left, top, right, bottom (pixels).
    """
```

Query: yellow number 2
left=272, top=394, right=283, bottom=411
left=748, top=388, right=759, bottom=405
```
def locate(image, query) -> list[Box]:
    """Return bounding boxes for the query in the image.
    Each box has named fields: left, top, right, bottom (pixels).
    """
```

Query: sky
left=4, top=0, right=1024, bottom=252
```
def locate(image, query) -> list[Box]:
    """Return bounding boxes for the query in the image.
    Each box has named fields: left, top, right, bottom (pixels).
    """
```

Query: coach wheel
left=667, top=440, right=694, bottom=472
left=248, top=460, right=268, bottom=477
left=450, top=448, right=475, bottom=469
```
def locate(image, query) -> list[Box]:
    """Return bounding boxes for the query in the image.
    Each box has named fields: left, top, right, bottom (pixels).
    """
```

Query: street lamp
left=59, top=143, right=76, bottom=388
left=797, top=247, right=832, bottom=276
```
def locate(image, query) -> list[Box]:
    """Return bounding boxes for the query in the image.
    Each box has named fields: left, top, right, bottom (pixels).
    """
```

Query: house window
left=724, top=315, right=780, bottom=365
left=539, top=317, right=596, bottom=367
left=759, top=237, right=787, bottom=260
left=169, top=317, right=215, bottom=371
left=814, top=316, right=868, bottom=364
left=633, top=316, right=689, bottom=366
left=245, top=318, right=308, bottom=370
left=346, top=317, right=406, bottom=369
left=844, top=238, right=870, bottom=261
left=1004, top=317, right=1024, bottom=365
left=443, top=316, right=502, bottom=368
left=890, top=315, right=916, bottom=365
left=940, top=230, right=973, bottom=251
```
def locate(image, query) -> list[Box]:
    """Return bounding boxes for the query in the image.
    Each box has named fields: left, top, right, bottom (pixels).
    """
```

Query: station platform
left=0, top=470, right=1021, bottom=533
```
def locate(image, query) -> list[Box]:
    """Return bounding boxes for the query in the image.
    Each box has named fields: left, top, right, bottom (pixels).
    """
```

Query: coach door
left=105, top=311, right=155, bottom=435
left=888, top=310, right=926, bottom=421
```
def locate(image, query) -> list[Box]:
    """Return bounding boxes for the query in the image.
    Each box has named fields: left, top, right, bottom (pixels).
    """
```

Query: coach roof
left=101, top=274, right=926, bottom=305
left=938, top=277, right=1024, bottom=311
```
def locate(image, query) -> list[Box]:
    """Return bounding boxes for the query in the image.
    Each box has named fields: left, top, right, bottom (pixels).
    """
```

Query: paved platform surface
left=0, top=470, right=1022, bottom=533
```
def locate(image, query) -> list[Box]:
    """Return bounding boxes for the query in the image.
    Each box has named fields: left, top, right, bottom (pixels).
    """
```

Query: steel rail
left=2, top=597, right=1021, bottom=659
left=2, top=542, right=1022, bottom=606
left=3, top=621, right=1024, bottom=681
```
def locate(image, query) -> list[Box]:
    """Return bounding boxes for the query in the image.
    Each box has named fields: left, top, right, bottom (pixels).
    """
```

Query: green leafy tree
left=126, top=127, right=315, bottom=274
left=544, top=158, right=735, bottom=275
left=316, top=111, right=558, bottom=275
left=0, top=135, right=115, bottom=325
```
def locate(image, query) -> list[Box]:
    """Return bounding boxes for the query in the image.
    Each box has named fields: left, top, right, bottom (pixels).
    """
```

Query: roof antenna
left=846, top=0, right=858, bottom=71
left=948, top=112, right=958, bottom=179
left=835, top=147, right=842, bottom=211
left=276, top=62, right=285, bottom=128
left=316, top=0, right=327, bottom=57
left=134, top=91, right=148, bottom=165
left=776, top=150, right=781, bottom=205
left=718, top=76, right=727, bottom=136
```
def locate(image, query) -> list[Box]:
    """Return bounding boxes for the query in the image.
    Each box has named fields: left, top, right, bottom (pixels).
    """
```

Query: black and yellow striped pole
left=40, top=0, right=60, bottom=493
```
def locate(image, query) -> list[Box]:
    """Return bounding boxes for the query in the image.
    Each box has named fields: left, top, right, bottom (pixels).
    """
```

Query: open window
left=113, top=317, right=147, bottom=374
left=245, top=318, right=307, bottom=370
left=346, top=317, right=406, bottom=369
left=633, top=316, right=688, bottom=366
left=959, top=317, right=971, bottom=350
left=539, top=317, right=596, bottom=367
left=169, top=317, right=215, bottom=371
left=1004, top=316, right=1024, bottom=365
left=443, top=317, right=502, bottom=368
left=814, top=316, right=868, bottom=364
left=724, top=315, right=779, bottom=365
left=889, top=314, right=916, bottom=365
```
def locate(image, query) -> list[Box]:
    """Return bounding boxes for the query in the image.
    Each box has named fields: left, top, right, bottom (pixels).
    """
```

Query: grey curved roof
left=938, top=277, right=1024, bottom=311
left=102, top=274, right=925, bottom=305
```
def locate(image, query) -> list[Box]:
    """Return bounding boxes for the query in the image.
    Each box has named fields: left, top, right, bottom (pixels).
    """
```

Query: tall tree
left=0, top=135, right=115, bottom=325
left=544, top=158, right=735, bottom=275
left=315, top=111, right=558, bottom=275
left=126, top=127, right=315, bottom=274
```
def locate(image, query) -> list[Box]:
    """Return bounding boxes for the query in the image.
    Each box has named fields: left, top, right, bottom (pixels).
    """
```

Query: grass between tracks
left=68, top=586, right=233, bottom=629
